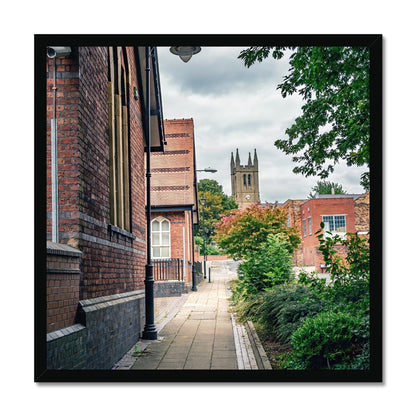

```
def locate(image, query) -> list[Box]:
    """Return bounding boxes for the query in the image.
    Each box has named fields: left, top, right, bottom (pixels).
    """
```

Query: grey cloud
left=158, top=47, right=290, bottom=97
left=158, top=46, right=365, bottom=205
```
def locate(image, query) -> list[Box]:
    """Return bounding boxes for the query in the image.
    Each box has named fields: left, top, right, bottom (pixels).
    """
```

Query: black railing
left=194, top=261, right=203, bottom=277
left=153, top=258, right=184, bottom=281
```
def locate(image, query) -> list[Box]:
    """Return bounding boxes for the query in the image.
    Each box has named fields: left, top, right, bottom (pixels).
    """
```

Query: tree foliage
left=238, top=46, right=370, bottom=190
left=237, top=234, right=294, bottom=294
left=196, top=179, right=237, bottom=242
left=308, top=180, right=347, bottom=198
left=214, top=202, right=301, bottom=260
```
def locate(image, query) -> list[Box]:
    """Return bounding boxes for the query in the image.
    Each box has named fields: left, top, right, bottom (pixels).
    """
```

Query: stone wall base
left=154, top=280, right=185, bottom=297
left=47, top=290, right=145, bottom=369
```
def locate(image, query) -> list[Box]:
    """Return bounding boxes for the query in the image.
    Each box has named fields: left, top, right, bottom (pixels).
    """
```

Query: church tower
left=231, top=149, right=260, bottom=209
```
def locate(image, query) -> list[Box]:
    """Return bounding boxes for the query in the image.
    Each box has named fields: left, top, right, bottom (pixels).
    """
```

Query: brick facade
left=46, top=47, right=149, bottom=302
left=46, top=242, right=82, bottom=332
left=282, top=195, right=364, bottom=272
left=150, top=119, right=199, bottom=291
left=45, top=46, right=164, bottom=369
left=300, top=197, right=356, bottom=271
left=281, top=199, right=306, bottom=266
left=354, top=191, right=370, bottom=233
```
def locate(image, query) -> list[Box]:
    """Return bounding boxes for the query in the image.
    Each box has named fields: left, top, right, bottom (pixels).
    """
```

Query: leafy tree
left=238, top=46, right=370, bottom=190
left=308, top=180, right=347, bottom=198
left=196, top=179, right=237, bottom=243
left=237, top=234, right=294, bottom=294
left=214, top=202, right=301, bottom=260
left=315, top=222, right=370, bottom=285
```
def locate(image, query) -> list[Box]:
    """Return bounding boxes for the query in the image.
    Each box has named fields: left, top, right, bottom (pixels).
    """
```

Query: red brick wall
left=300, top=198, right=356, bottom=269
left=46, top=51, right=81, bottom=239
left=282, top=199, right=306, bottom=266
left=354, top=192, right=370, bottom=233
left=46, top=47, right=147, bottom=301
left=47, top=252, right=81, bottom=331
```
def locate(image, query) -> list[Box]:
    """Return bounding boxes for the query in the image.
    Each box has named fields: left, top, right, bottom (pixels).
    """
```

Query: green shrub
left=290, top=310, right=362, bottom=369
left=231, top=289, right=264, bottom=322
left=258, top=283, right=324, bottom=344
left=237, top=233, right=294, bottom=294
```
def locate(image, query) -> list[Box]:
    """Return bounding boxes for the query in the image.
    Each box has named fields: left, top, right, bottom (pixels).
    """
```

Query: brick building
left=45, top=46, right=165, bottom=369
left=354, top=191, right=370, bottom=234
left=282, top=194, right=369, bottom=273
left=150, top=118, right=200, bottom=292
left=299, top=195, right=358, bottom=271
left=281, top=199, right=307, bottom=266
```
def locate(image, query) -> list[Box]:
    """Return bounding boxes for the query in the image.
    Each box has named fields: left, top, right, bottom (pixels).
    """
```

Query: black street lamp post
left=142, top=46, right=157, bottom=340
left=200, top=194, right=207, bottom=280
left=143, top=46, right=202, bottom=339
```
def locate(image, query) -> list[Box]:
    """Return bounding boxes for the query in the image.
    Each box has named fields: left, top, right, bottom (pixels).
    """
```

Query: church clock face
left=245, top=194, right=251, bottom=200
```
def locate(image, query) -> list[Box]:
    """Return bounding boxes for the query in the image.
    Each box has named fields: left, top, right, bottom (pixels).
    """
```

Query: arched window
left=108, top=47, right=131, bottom=231
left=151, top=217, right=171, bottom=258
left=243, top=174, right=246, bottom=186
left=248, top=174, right=251, bottom=186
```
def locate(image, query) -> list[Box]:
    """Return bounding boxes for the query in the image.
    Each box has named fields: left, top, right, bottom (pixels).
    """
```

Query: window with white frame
left=308, top=217, right=312, bottom=235
left=151, top=217, right=171, bottom=258
left=322, top=215, right=346, bottom=233
left=287, top=214, right=291, bottom=227
left=302, top=219, right=306, bottom=237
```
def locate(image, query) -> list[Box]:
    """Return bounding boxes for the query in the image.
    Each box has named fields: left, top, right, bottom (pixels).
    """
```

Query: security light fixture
left=169, top=46, right=201, bottom=63
left=47, top=47, right=72, bottom=58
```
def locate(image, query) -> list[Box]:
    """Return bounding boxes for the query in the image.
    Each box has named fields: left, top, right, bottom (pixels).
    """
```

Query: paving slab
left=131, top=272, right=239, bottom=370
left=115, top=260, right=271, bottom=371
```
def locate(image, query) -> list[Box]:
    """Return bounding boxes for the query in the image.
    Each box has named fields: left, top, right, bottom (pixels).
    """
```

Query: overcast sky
left=157, top=46, right=367, bottom=203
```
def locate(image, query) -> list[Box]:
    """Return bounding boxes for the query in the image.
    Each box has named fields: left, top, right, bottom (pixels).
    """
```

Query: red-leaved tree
left=214, top=203, right=301, bottom=260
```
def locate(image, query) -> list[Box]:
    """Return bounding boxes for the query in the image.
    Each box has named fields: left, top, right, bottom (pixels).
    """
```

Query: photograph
left=35, top=34, right=382, bottom=382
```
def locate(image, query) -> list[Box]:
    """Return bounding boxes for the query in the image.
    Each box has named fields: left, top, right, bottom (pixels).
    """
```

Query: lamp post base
left=142, top=326, right=158, bottom=340
left=142, top=264, right=157, bottom=340
left=191, top=264, right=197, bottom=291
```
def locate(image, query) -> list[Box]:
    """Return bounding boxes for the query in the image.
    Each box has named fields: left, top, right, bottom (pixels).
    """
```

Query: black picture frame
left=35, top=34, right=382, bottom=383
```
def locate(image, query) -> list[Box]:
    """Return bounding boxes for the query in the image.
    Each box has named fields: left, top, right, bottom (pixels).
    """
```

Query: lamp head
left=170, top=46, right=201, bottom=63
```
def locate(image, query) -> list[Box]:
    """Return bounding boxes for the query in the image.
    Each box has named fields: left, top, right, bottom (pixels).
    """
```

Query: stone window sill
left=108, top=224, right=136, bottom=241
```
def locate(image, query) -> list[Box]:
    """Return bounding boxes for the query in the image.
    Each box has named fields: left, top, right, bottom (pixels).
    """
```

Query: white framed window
left=308, top=217, right=312, bottom=235
left=287, top=214, right=291, bottom=227
left=151, top=217, right=171, bottom=258
left=302, top=219, right=306, bottom=237
left=322, top=215, right=346, bottom=236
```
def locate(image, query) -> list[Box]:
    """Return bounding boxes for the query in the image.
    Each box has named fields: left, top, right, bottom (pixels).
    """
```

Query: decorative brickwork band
left=153, top=150, right=190, bottom=156
left=151, top=167, right=190, bottom=173
left=151, top=185, right=190, bottom=192
left=165, top=133, right=190, bottom=138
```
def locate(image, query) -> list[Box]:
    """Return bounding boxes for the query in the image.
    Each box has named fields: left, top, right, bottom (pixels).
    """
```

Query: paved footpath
left=130, top=270, right=238, bottom=370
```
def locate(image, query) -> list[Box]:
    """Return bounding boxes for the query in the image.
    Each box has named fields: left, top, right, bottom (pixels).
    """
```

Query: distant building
left=150, top=118, right=200, bottom=292
left=282, top=193, right=368, bottom=272
left=230, top=149, right=260, bottom=208
left=354, top=191, right=370, bottom=234
left=281, top=199, right=307, bottom=266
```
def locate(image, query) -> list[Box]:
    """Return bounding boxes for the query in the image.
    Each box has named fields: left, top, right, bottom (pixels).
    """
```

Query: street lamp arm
left=196, top=167, right=217, bottom=173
